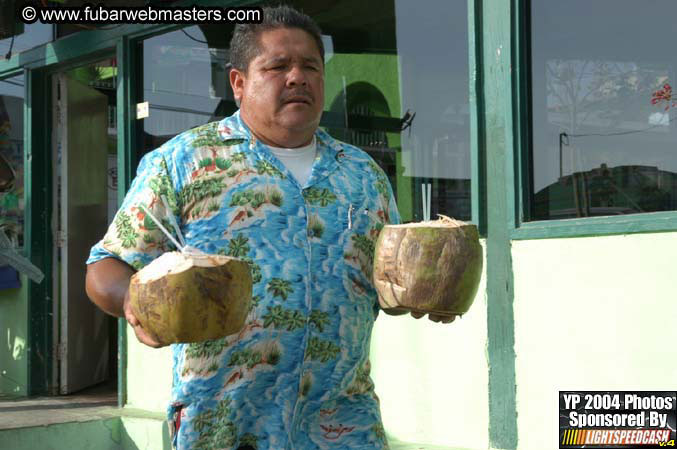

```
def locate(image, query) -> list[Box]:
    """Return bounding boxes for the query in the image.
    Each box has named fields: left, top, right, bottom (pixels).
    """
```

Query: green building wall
left=0, top=274, right=28, bottom=398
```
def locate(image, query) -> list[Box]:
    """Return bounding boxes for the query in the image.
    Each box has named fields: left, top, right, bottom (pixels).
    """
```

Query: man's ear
left=229, top=68, right=245, bottom=105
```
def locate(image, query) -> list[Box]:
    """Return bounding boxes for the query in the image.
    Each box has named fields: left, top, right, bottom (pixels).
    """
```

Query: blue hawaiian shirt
left=87, top=110, right=400, bottom=449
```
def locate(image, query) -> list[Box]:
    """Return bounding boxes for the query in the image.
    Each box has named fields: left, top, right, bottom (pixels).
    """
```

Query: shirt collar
left=216, top=110, right=344, bottom=185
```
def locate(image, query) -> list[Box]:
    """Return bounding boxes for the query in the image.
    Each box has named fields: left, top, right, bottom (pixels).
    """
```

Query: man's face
left=230, top=27, right=325, bottom=147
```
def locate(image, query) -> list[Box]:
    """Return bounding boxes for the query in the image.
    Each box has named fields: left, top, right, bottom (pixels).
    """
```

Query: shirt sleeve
left=86, top=150, right=182, bottom=271
left=370, top=161, right=401, bottom=226
left=382, top=178, right=401, bottom=226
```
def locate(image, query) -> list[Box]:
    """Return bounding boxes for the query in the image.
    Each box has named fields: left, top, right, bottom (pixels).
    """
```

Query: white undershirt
left=266, top=137, right=317, bottom=187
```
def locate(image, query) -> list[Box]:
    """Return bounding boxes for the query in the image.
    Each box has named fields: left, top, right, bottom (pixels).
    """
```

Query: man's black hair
left=229, top=5, right=324, bottom=72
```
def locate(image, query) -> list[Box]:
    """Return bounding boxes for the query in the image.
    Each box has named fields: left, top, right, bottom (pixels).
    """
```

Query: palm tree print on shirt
left=228, top=187, right=284, bottom=228
left=266, top=278, right=294, bottom=300
left=309, top=310, right=330, bottom=332
left=305, top=337, right=341, bottom=363
left=225, top=233, right=250, bottom=257
left=192, top=397, right=238, bottom=450
left=303, top=187, right=337, bottom=207
left=344, top=233, right=378, bottom=278
left=216, top=234, right=262, bottom=284
left=225, top=340, right=282, bottom=387
left=182, top=337, right=230, bottom=377
left=262, top=305, right=306, bottom=331
left=238, top=433, right=259, bottom=450
left=254, top=159, right=285, bottom=179
left=179, top=177, right=227, bottom=220
left=114, top=211, right=138, bottom=249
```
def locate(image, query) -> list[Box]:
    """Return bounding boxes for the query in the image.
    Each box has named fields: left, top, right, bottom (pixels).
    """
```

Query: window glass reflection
left=0, top=22, right=52, bottom=57
left=139, top=0, right=470, bottom=221
left=140, top=24, right=236, bottom=154
left=530, top=0, right=677, bottom=220
left=0, top=75, right=25, bottom=248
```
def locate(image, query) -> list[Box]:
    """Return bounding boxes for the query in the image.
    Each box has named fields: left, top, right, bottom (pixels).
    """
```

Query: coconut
left=129, top=251, right=252, bottom=345
left=373, top=215, right=483, bottom=319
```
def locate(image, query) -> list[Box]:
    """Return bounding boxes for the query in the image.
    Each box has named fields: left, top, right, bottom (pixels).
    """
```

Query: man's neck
left=240, top=112, right=315, bottom=148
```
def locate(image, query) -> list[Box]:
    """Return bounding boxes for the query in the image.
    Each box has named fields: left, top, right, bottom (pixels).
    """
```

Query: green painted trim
left=511, top=211, right=677, bottom=240
left=469, top=0, right=486, bottom=235
left=481, top=0, right=518, bottom=448
left=24, top=68, right=54, bottom=396
left=0, top=25, right=160, bottom=74
left=510, top=0, right=531, bottom=228
left=116, top=37, right=133, bottom=408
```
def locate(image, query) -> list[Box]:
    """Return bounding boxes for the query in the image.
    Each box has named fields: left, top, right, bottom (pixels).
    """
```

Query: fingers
left=131, top=324, right=164, bottom=348
left=383, top=306, right=410, bottom=316
left=125, top=311, right=140, bottom=327
left=429, top=314, right=456, bottom=324
left=122, top=290, right=139, bottom=326
left=123, top=297, right=163, bottom=348
left=410, top=311, right=457, bottom=324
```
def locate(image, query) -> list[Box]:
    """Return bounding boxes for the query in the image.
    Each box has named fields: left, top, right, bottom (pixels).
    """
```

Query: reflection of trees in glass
left=0, top=93, right=24, bottom=247
left=546, top=60, right=668, bottom=132
left=539, top=60, right=677, bottom=218
left=534, top=164, right=676, bottom=219
left=651, top=83, right=676, bottom=111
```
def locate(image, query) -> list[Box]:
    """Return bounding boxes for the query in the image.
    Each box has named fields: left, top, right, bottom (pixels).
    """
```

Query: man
left=86, top=6, right=449, bottom=449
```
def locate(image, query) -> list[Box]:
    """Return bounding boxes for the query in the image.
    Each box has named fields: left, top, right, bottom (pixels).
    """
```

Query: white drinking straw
left=138, top=203, right=184, bottom=251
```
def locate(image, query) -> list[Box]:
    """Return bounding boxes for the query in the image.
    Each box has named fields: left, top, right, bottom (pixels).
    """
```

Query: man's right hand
left=122, top=290, right=164, bottom=348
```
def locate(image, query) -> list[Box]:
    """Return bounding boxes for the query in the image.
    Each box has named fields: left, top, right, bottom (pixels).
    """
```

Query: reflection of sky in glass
left=143, top=26, right=230, bottom=137
left=395, top=0, right=469, bottom=180
left=0, top=77, right=23, bottom=99
left=532, top=0, right=677, bottom=193
left=0, top=23, right=52, bottom=56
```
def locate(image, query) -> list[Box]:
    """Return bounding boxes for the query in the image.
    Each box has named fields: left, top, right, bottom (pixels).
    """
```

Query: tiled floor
left=0, top=382, right=118, bottom=430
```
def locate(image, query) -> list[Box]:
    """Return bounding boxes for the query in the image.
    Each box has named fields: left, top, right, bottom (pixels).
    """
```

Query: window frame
left=511, top=0, right=677, bottom=240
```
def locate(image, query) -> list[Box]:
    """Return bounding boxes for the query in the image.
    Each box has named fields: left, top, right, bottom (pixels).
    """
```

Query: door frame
left=26, top=49, right=118, bottom=396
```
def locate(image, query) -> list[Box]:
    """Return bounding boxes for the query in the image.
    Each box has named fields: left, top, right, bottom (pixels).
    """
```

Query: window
left=138, top=0, right=471, bottom=221
left=529, top=0, right=677, bottom=220
left=313, top=0, right=471, bottom=221
left=139, top=24, right=236, bottom=156
left=0, top=74, right=24, bottom=248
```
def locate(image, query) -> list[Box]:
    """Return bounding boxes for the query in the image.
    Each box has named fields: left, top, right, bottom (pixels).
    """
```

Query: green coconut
left=373, top=215, right=483, bottom=319
left=129, top=251, right=252, bottom=345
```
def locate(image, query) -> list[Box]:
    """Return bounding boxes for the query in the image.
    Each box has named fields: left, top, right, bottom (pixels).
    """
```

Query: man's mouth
left=283, top=94, right=312, bottom=105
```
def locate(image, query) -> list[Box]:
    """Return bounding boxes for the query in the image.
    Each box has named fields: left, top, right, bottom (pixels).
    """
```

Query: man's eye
left=305, top=65, right=319, bottom=71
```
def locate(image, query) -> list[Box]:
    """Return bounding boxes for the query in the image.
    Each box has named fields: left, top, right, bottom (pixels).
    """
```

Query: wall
left=512, top=232, right=677, bottom=449
left=0, top=274, right=28, bottom=397
left=371, top=241, right=489, bottom=449
left=125, top=326, right=173, bottom=412
left=0, top=414, right=171, bottom=450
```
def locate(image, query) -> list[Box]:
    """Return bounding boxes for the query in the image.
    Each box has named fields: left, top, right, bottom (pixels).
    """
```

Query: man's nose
left=286, top=65, right=307, bottom=86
